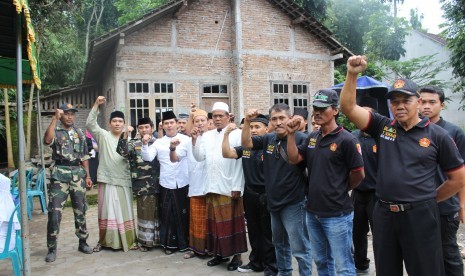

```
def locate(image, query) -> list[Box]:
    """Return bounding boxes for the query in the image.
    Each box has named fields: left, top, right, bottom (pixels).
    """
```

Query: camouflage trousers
left=46, top=177, right=89, bottom=249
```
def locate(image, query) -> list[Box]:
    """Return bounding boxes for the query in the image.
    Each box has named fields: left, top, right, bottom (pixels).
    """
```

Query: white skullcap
left=211, top=102, right=229, bottom=113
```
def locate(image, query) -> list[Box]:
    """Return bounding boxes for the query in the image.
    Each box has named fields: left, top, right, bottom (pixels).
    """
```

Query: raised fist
left=286, top=118, right=302, bottom=134
left=347, top=55, right=368, bottom=75
left=95, top=96, right=106, bottom=106
left=224, top=123, right=237, bottom=135
left=142, top=134, right=151, bottom=145
left=170, top=138, right=180, bottom=148
left=245, top=109, right=259, bottom=123
left=55, top=109, right=64, bottom=120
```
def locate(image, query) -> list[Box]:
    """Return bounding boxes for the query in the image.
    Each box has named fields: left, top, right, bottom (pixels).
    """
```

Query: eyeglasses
left=275, top=141, right=281, bottom=159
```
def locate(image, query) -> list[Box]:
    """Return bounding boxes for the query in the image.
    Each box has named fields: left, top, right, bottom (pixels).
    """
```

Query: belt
left=55, top=160, right=80, bottom=166
left=378, top=199, right=413, bottom=212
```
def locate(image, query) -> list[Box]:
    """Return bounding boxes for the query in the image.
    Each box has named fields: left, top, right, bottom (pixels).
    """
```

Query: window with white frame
left=127, top=81, right=175, bottom=127
left=271, top=82, right=309, bottom=111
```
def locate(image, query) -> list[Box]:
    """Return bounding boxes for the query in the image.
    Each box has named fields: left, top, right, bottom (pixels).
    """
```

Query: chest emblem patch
left=419, top=138, right=431, bottom=148
left=242, top=149, right=251, bottom=158
left=373, top=145, right=377, bottom=153
left=266, top=144, right=275, bottom=154
left=308, top=138, right=317, bottom=148
left=330, top=143, right=337, bottom=152
left=381, top=126, right=396, bottom=141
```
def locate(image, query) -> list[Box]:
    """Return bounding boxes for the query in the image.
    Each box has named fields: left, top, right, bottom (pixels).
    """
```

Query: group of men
left=42, top=56, right=465, bottom=276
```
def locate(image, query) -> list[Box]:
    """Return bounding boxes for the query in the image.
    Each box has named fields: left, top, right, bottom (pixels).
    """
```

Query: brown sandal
left=93, top=243, right=102, bottom=252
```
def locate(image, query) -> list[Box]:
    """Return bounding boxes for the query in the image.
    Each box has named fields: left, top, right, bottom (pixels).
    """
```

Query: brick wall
left=100, top=0, right=336, bottom=122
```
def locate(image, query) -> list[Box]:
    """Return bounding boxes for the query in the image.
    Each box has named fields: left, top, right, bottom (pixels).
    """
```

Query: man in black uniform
left=242, top=104, right=312, bottom=276
left=419, top=85, right=465, bottom=276
left=340, top=55, right=465, bottom=276
left=350, top=99, right=378, bottom=274
left=222, top=114, right=277, bottom=276
left=287, top=89, right=365, bottom=275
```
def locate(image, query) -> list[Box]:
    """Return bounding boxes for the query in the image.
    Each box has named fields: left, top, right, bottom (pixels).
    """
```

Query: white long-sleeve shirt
left=141, top=133, right=190, bottom=189
left=187, top=142, right=206, bottom=197
left=193, top=128, right=244, bottom=197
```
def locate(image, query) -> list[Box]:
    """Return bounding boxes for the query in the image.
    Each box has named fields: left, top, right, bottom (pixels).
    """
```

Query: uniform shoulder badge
left=356, top=143, right=362, bottom=155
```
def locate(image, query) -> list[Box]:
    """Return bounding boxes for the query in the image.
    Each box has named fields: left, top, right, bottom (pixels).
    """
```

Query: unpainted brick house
left=41, top=0, right=352, bottom=130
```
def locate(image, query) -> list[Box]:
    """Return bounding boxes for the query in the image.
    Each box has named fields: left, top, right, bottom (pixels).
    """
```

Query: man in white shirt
left=191, top=102, right=247, bottom=271
left=141, top=111, right=190, bottom=254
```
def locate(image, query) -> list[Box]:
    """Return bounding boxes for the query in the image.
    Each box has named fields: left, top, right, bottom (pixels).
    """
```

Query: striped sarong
left=160, top=185, right=189, bottom=250
left=136, top=194, right=160, bottom=247
left=97, top=183, right=136, bottom=252
left=189, top=196, right=207, bottom=255
left=205, top=193, right=248, bottom=257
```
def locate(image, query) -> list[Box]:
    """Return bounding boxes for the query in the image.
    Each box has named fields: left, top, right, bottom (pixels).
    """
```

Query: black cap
left=178, top=113, right=189, bottom=120
left=251, top=114, right=269, bottom=126
left=137, top=117, right=152, bottom=126
left=162, top=111, right=177, bottom=122
left=293, top=108, right=309, bottom=120
left=312, top=89, right=339, bottom=108
left=240, top=118, right=245, bottom=124
left=110, top=111, right=125, bottom=121
left=385, top=78, right=419, bottom=99
left=59, top=103, right=78, bottom=112
left=207, top=112, right=213, bottom=119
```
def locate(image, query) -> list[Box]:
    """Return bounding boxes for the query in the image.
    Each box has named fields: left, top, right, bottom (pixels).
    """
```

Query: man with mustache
left=242, top=103, right=312, bottom=276
left=287, top=89, right=365, bottom=275
left=44, top=103, right=93, bottom=262
left=340, top=55, right=465, bottom=276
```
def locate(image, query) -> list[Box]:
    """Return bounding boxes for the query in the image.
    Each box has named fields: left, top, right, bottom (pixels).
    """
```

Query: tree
left=381, top=54, right=449, bottom=87
left=365, top=10, right=408, bottom=60
left=2, top=88, right=15, bottom=168
left=409, top=8, right=426, bottom=32
left=293, top=0, right=330, bottom=21
left=381, top=0, right=405, bottom=17
left=441, top=0, right=465, bottom=105
left=115, top=0, right=167, bottom=25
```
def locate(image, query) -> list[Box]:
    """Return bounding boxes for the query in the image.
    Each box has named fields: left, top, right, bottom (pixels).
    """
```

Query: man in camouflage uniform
left=43, top=103, right=94, bottom=262
left=117, top=117, right=161, bottom=251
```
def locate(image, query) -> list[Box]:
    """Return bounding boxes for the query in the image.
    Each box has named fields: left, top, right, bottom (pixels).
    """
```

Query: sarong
left=136, top=194, right=160, bottom=247
left=205, top=193, right=248, bottom=257
left=189, top=196, right=207, bottom=254
left=159, top=185, right=189, bottom=250
left=97, top=183, right=136, bottom=252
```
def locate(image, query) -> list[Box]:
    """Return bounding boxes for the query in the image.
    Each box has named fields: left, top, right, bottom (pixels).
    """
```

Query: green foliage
left=409, top=8, right=426, bottom=32
left=293, top=0, right=330, bottom=21
left=325, top=0, right=407, bottom=60
left=115, top=0, right=168, bottom=25
left=380, top=54, right=449, bottom=87
left=441, top=0, right=465, bottom=105
left=40, top=28, right=87, bottom=91
left=324, top=0, right=379, bottom=54
left=337, top=113, right=357, bottom=131
left=365, top=11, right=408, bottom=60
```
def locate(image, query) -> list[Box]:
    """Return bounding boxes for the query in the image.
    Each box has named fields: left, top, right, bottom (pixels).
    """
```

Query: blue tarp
left=331, top=76, right=391, bottom=118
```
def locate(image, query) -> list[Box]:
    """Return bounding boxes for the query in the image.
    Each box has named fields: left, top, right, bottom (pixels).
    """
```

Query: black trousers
left=243, top=186, right=277, bottom=273
left=440, top=213, right=464, bottom=276
left=373, top=198, right=445, bottom=276
left=351, top=189, right=375, bottom=270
